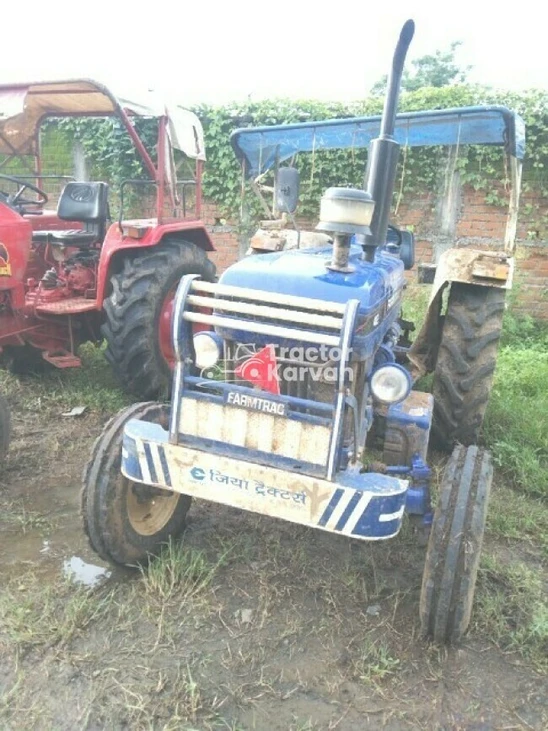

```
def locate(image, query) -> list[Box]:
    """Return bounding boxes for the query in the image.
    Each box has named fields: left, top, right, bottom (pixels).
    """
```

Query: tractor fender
left=96, top=221, right=215, bottom=305
left=408, top=248, right=513, bottom=379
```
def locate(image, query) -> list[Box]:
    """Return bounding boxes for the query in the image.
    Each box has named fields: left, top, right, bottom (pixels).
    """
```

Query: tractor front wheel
left=81, top=402, right=191, bottom=566
left=432, top=283, right=505, bottom=450
left=0, top=394, right=11, bottom=461
left=420, top=444, right=492, bottom=644
left=102, top=238, right=216, bottom=399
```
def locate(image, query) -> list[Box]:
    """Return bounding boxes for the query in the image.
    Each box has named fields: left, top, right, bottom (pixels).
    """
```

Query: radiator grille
left=179, top=397, right=331, bottom=465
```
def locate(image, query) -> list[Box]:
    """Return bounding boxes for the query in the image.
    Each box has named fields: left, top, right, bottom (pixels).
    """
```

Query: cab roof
left=0, top=79, right=205, bottom=160
left=231, top=105, right=525, bottom=178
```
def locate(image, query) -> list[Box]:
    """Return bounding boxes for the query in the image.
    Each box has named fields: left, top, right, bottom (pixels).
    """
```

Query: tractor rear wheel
left=82, top=401, right=191, bottom=566
left=1, top=344, right=47, bottom=374
left=0, top=394, right=11, bottom=461
left=432, top=283, right=504, bottom=450
left=102, top=238, right=216, bottom=399
left=420, top=445, right=492, bottom=644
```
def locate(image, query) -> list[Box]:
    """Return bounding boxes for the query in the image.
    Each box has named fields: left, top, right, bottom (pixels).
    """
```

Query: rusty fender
left=408, top=248, right=513, bottom=379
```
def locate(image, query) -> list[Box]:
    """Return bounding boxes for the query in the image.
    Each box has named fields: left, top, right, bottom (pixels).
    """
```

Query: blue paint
left=352, top=493, right=406, bottom=538
left=386, top=399, right=431, bottom=431
left=217, top=245, right=404, bottom=358
left=158, top=445, right=172, bottom=488
left=122, top=435, right=142, bottom=482
left=386, top=455, right=432, bottom=517
left=334, top=490, right=362, bottom=531
left=405, top=483, right=430, bottom=515
left=318, top=488, right=344, bottom=527
left=219, top=245, right=403, bottom=311
left=143, top=442, right=158, bottom=484
left=231, top=105, right=525, bottom=177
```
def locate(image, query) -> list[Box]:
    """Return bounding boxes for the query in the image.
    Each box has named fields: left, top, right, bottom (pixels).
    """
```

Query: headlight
left=370, top=364, right=411, bottom=404
left=193, top=331, right=222, bottom=370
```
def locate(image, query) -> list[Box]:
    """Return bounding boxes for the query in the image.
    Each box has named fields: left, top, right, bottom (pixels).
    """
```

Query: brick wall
left=206, top=186, right=548, bottom=320
left=392, top=186, right=548, bottom=319
left=200, top=202, right=242, bottom=274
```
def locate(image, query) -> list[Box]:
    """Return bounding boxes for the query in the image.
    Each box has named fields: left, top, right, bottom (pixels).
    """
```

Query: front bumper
left=122, top=420, right=408, bottom=541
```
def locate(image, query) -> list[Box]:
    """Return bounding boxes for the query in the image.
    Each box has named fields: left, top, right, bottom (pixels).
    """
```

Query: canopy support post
left=504, top=156, right=522, bottom=255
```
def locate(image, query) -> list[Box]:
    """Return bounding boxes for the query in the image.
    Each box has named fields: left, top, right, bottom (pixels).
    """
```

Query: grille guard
left=169, top=274, right=361, bottom=481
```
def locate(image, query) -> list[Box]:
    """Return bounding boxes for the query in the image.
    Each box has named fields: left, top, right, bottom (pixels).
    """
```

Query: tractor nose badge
left=316, top=187, right=375, bottom=273
left=235, top=344, right=280, bottom=396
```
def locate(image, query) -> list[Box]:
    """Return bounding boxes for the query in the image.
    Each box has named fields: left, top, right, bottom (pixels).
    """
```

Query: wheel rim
left=126, top=481, right=180, bottom=536
left=158, top=285, right=211, bottom=370
left=158, top=287, right=177, bottom=368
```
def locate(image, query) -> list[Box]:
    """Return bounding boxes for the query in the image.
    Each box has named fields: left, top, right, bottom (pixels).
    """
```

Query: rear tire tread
left=433, top=284, right=504, bottom=449
left=102, top=238, right=215, bottom=399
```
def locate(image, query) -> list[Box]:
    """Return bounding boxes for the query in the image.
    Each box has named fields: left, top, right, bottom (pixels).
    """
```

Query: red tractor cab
left=0, top=79, right=215, bottom=397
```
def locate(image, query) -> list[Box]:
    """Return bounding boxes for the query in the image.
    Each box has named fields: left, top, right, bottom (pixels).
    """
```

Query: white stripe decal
left=150, top=444, right=164, bottom=485
left=324, top=491, right=354, bottom=531
left=341, top=493, right=372, bottom=535
left=379, top=505, right=405, bottom=523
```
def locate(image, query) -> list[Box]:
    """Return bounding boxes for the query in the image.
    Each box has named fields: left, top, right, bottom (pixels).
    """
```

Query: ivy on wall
left=198, top=86, right=548, bottom=236
left=32, top=86, right=548, bottom=237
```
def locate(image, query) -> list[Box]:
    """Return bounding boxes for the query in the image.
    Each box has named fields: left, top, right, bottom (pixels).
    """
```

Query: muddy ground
left=0, top=376, right=547, bottom=730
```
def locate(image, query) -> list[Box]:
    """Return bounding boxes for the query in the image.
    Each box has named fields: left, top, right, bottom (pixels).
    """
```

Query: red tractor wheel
left=102, top=238, right=216, bottom=399
left=82, top=401, right=191, bottom=565
left=0, top=394, right=11, bottom=461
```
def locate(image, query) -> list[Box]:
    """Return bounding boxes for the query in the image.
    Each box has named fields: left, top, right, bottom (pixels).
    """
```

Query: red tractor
left=0, top=80, right=216, bottom=397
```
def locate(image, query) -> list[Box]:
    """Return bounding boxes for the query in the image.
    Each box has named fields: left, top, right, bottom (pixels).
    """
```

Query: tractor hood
left=217, top=245, right=405, bottom=356
left=219, top=244, right=404, bottom=313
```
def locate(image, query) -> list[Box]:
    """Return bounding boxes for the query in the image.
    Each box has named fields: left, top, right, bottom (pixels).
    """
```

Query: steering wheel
left=0, top=174, right=48, bottom=211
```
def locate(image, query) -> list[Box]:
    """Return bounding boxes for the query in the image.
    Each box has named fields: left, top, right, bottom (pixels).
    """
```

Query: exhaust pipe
left=362, top=19, right=415, bottom=261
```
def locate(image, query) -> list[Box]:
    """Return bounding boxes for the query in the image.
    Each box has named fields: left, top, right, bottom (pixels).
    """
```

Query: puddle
left=63, top=556, right=111, bottom=588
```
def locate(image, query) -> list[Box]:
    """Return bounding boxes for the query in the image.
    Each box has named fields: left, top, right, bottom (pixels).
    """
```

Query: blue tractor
left=82, top=20, right=524, bottom=643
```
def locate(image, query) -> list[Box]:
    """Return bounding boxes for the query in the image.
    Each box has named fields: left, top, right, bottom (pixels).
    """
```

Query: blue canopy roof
left=231, top=105, right=525, bottom=178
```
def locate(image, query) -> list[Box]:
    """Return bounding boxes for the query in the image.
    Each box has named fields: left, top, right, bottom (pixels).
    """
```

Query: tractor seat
left=33, top=182, right=109, bottom=247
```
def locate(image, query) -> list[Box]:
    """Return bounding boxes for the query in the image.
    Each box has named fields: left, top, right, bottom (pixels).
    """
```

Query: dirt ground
left=1, top=388, right=547, bottom=730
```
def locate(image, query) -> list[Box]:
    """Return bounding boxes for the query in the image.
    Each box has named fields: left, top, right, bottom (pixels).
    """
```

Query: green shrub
left=483, top=311, right=548, bottom=498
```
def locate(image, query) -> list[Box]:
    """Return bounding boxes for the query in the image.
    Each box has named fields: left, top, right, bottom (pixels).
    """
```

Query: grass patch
left=0, top=572, right=113, bottom=651
left=354, top=635, right=401, bottom=683
left=140, top=538, right=225, bottom=604
left=487, top=484, right=548, bottom=554
left=483, top=312, right=548, bottom=499
left=475, top=552, right=548, bottom=670
left=401, top=281, right=431, bottom=328
left=0, top=500, right=52, bottom=533
left=108, top=663, right=205, bottom=729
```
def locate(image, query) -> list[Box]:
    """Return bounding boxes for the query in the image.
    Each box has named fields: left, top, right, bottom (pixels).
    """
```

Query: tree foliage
left=39, top=85, right=548, bottom=236
left=371, top=41, right=471, bottom=95
left=197, top=86, right=548, bottom=235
